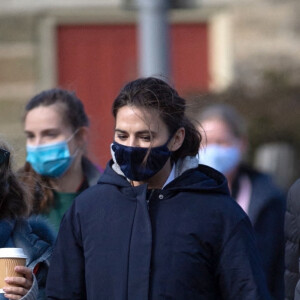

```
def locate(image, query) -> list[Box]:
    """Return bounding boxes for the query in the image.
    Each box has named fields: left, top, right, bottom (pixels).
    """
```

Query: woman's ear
left=169, top=127, right=185, bottom=152
left=75, top=127, right=89, bottom=148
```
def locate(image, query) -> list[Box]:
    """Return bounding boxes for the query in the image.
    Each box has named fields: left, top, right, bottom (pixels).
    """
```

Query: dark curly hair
left=0, top=140, right=30, bottom=219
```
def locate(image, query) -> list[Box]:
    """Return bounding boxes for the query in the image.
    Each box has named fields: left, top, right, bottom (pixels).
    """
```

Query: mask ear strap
left=66, top=128, right=81, bottom=143
left=66, top=128, right=82, bottom=158
left=71, top=147, right=80, bottom=159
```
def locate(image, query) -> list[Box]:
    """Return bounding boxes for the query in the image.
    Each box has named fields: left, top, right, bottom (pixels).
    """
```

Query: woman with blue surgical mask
left=197, top=109, right=246, bottom=186
left=18, top=89, right=102, bottom=233
left=197, top=104, right=285, bottom=300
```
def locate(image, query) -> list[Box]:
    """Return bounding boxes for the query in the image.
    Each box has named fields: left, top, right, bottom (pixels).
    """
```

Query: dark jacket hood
left=98, top=159, right=230, bottom=197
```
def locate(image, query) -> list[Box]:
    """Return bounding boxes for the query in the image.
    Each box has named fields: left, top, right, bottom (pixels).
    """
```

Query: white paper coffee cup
left=0, top=248, right=27, bottom=293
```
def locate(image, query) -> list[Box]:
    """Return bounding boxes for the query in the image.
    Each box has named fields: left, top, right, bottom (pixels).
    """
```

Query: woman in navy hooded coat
left=46, top=77, right=271, bottom=300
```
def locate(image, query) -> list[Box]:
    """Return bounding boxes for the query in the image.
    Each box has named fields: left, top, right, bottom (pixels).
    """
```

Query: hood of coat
left=98, top=156, right=230, bottom=197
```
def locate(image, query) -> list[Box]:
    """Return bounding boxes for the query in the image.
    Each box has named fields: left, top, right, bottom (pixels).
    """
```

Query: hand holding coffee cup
left=3, top=266, right=33, bottom=299
left=0, top=248, right=33, bottom=299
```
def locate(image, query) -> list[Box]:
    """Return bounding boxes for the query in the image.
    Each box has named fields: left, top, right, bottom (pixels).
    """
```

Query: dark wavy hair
left=18, top=88, right=89, bottom=214
left=112, top=77, right=202, bottom=160
left=0, top=140, right=30, bottom=219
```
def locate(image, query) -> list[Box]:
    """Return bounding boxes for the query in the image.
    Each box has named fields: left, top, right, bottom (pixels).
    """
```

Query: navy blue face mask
left=111, top=139, right=172, bottom=181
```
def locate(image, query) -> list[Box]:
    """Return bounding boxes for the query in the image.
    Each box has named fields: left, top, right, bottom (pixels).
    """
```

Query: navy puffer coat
left=285, top=178, right=300, bottom=300
left=46, top=161, right=270, bottom=300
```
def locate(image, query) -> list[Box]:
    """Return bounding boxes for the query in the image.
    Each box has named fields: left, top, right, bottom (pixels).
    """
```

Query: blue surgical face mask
left=198, top=144, right=241, bottom=174
left=26, top=132, right=78, bottom=178
left=111, top=139, right=172, bottom=181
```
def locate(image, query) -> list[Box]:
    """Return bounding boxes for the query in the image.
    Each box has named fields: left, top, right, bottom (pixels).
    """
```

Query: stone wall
left=0, top=14, right=37, bottom=100
left=0, top=13, right=38, bottom=166
left=231, top=0, right=300, bottom=86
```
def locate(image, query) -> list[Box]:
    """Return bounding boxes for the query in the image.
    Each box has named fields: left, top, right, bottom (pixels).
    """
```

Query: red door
left=171, top=23, right=209, bottom=94
left=57, top=23, right=209, bottom=168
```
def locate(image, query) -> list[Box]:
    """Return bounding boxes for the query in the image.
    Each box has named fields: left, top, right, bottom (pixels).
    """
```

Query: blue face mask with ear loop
left=26, top=130, right=79, bottom=178
left=198, top=143, right=242, bottom=174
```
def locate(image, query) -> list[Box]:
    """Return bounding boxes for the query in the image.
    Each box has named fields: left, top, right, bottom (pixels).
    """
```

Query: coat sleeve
left=285, top=179, right=300, bottom=300
left=20, top=274, right=38, bottom=300
left=216, top=217, right=272, bottom=300
left=46, top=202, right=86, bottom=300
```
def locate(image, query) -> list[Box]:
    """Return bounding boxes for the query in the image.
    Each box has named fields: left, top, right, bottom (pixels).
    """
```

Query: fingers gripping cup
left=0, top=248, right=27, bottom=293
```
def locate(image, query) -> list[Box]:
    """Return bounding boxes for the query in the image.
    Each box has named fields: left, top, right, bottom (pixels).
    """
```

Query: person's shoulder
left=81, top=156, right=103, bottom=186
left=213, top=194, right=249, bottom=220
left=289, top=178, right=300, bottom=194
left=27, top=215, right=56, bottom=244
left=76, top=180, right=109, bottom=199
left=13, top=216, right=55, bottom=262
left=185, top=185, right=248, bottom=226
left=287, top=178, right=300, bottom=210
left=240, top=164, right=285, bottom=199
left=241, top=164, right=275, bottom=185
left=199, top=193, right=252, bottom=244
left=72, top=178, right=119, bottom=213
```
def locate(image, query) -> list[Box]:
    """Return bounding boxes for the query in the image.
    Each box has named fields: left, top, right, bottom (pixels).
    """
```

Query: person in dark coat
left=46, top=77, right=271, bottom=300
left=197, top=104, right=285, bottom=300
left=285, top=178, right=300, bottom=300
